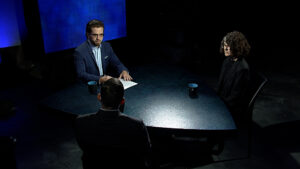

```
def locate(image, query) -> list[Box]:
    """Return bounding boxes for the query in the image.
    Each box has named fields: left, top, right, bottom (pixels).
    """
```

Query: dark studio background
left=1, top=1, right=300, bottom=169
left=1, top=1, right=299, bottom=88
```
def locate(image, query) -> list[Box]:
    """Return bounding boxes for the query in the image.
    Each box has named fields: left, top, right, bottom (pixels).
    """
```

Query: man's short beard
left=93, top=41, right=101, bottom=46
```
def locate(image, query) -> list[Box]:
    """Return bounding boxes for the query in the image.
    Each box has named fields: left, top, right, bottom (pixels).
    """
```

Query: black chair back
left=245, top=71, right=268, bottom=124
left=245, top=71, right=268, bottom=157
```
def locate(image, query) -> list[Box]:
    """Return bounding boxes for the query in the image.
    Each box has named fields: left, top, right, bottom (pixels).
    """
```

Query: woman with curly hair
left=217, top=31, right=251, bottom=124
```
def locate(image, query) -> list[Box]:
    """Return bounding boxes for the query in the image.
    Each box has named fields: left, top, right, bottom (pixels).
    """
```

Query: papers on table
left=120, top=79, right=138, bottom=89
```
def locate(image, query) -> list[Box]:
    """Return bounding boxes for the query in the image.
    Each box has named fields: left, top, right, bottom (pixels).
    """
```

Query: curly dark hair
left=220, top=31, right=251, bottom=58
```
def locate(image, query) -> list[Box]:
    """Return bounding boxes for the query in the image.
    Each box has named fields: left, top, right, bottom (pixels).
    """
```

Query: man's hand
left=99, top=75, right=112, bottom=84
left=119, top=71, right=132, bottom=81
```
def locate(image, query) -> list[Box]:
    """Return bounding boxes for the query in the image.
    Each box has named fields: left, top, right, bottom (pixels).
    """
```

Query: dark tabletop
left=40, top=64, right=236, bottom=131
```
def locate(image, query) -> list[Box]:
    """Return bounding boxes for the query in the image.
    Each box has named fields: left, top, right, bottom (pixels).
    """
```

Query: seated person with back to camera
left=74, top=78, right=152, bottom=169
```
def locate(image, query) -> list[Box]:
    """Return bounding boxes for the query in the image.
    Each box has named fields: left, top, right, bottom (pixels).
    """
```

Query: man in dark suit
left=74, top=78, right=152, bottom=169
left=74, top=19, right=132, bottom=83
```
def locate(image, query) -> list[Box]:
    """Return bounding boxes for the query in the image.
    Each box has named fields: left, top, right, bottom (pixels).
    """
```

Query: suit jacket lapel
left=86, top=41, right=97, bottom=65
left=101, top=43, right=107, bottom=74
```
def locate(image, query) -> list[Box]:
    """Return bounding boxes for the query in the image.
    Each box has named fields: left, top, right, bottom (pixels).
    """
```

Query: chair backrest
left=245, top=71, right=268, bottom=121
left=244, top=71, right=267, bottom=157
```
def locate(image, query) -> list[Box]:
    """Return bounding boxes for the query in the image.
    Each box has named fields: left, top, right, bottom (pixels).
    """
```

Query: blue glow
left=0, top=0, right=21, bottom=48
left=37, top=0, right=127, bottom=53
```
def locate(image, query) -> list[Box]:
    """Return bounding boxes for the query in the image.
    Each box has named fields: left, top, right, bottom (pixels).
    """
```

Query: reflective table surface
left=41, top=64, right=236, bottom=132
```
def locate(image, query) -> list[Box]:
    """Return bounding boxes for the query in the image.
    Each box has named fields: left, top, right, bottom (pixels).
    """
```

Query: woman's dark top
left=217, top=57, right=250, bottom=116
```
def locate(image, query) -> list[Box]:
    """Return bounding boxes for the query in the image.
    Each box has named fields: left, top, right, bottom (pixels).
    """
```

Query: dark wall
left=2, top=1, right=299, bottom=89
left=21, top=0, right=44, bottom=62
left=125, top=1, right=300, bottom=72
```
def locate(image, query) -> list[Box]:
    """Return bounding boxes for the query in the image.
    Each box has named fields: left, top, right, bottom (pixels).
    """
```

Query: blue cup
left=87, top=81, right=98, bottom=94
left=188, top=83, right=198, bottom=98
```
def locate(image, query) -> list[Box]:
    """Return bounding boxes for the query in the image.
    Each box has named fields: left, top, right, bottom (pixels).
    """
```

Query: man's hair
left=220, top=31, right=251, bottom=58
left=100, top=78, right=124, bottom=109
left=86, top=19, right=104, bottom=34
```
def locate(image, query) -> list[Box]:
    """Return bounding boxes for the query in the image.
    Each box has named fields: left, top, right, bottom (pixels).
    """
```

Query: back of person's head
left=86, top=19, right=104, bottom=34
left=220, top=30, right=251, bottom=58
left=100, top=78, right=124, bottom=109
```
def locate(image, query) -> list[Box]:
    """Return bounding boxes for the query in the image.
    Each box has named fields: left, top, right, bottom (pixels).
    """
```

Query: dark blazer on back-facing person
left=74, top=109, right=151, bottom=169
left=74, top=40, right=128, bottom=83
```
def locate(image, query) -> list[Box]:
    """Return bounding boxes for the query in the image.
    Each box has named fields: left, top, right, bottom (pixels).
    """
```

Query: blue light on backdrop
left=37, top=0, right=127, bottom=54
left=0, top=0, right=22, bottom=48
